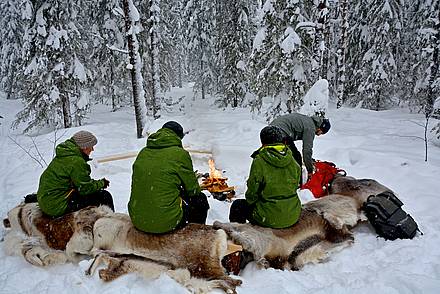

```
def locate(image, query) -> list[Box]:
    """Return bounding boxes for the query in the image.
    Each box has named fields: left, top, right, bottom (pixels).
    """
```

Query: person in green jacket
left=229, top=126, right=302, bottom=228
left=37, top=131, right=114, bottom=217
left=128, top=121, right=209, bottom=234
left=270, top=113, right=330, bottom=180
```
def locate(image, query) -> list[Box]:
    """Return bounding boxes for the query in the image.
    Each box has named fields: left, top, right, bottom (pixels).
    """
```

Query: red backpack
left=301, top=161, right=346, bottom=198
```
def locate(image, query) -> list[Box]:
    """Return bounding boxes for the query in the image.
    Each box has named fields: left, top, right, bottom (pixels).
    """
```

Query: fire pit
left=200, top=159, right=235, bottom=201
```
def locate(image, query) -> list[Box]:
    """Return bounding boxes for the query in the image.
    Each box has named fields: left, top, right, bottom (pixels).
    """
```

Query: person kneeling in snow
left=128, top=121, right=209, bottom=234
left=37, top=131, right=114, bottom=217
left=270, top=113, right=330, bottom=181
left=229, top=126, right=302, bottom=228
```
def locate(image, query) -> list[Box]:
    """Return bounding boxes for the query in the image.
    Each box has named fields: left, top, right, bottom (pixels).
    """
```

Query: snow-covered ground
left=1, top=88, right=440, bottom=294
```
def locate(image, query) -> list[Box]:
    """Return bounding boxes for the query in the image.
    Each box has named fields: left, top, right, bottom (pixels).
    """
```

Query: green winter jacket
left=270, top=113, right=324, bottom=174
left=246, top=144, right=302, bottom=228
left=37, top=139, right=105, bottom=217
left=128, top=128, right=201, bottom=234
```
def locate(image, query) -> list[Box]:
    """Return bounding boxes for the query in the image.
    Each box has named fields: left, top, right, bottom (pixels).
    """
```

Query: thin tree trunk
left=123, top=0, right=147, bottom=138
left=336, top=0, right=348, bottom=109
left=314, top=0, right=329, bottom=80
left=6, top=64, right=16, bottom=100
left=61, top=93, right=72, bottom=128
left=150, top=0, right=161, bottom=119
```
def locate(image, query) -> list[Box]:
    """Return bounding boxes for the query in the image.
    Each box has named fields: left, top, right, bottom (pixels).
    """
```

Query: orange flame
left=208, top=159, right=223, bottom=178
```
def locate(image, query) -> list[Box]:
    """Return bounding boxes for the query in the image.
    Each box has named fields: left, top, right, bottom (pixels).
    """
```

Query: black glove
left=102, top=178, right=110, bottom=189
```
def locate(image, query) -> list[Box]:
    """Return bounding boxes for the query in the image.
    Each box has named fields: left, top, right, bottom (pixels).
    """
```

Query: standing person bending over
left=229, top=126, right=302, bottom=228
left=128, top=121, right=209, bottom=234
left=37, top=131, right=114, bottom=217
left=270, top=113, right=330, bottom=179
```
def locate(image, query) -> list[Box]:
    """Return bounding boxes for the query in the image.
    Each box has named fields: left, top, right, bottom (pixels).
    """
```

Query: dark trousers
left=229, top=199, right=254, bottom=224
left=176, top=192, right=210, bottom=229
left=66, top=190, right=115, bottom=214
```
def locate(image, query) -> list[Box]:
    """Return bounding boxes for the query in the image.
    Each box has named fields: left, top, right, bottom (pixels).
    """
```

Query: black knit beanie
left=162, top=121, right=185, bottom=139
left=260, top=126, right=284, bottom=145
left=320, top=119, right=331, bottom=134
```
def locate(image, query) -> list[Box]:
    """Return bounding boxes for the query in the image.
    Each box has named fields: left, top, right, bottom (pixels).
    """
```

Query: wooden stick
left=96, top=149, right=212, bottom=163
left=226, top=241, right=243, bottom=255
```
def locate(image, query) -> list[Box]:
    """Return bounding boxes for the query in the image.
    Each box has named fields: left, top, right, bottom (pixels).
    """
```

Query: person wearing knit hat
left=72, top=130, right=98, bottom=149
left=36, top=130, right=114, bottom=217
left=128, top=121, right=209, bottom=234
left=270, top=113, right=331, bottom=181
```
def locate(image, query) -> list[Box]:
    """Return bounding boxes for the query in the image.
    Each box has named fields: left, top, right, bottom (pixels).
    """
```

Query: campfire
left=200, top=159, right=235, bottom=201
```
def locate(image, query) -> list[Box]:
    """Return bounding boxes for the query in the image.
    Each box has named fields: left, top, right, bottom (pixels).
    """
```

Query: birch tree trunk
left=123, top=0, right=147, bottom=138
left=336, top=0, right=348, bottom=109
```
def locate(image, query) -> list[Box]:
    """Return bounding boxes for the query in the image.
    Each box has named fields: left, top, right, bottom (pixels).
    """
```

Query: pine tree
left=0, top=0, right=33, bottom=100
left=87, top=0, right=130, bottom=111
left=216, top=1, right=254, bottom=107
left=14, top=0, right=92, bottom=132
left=347, top=0, right=404, bottom=110
left=184, top=0, right=216, bottom=99
left=336, top=0, right=348, bottom=108
left=123, top=0, right=148, bottom=138
left=249, top=0, right=312, bottom=119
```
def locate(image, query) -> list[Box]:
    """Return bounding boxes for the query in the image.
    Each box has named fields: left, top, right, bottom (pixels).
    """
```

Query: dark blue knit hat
left=162, top=121, right=185, bottom=139
left=320, top=118, right=331, bottom=134
left=260, top=126, right=284, bottom=145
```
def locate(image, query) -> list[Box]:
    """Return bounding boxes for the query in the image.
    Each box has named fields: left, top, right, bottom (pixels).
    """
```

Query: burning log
left=200, top=159, right=235, bottom=201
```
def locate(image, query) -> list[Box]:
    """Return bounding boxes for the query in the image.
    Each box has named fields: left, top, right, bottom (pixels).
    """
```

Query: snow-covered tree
left=336, top=0, right=348, bottom=108
left=347, top=0, right=404, bottom=110
left=14, top=0, right=92, bottom=132
left=216, top=1, right=254, bottom=107
left=0, top=0, right=33, bottom=100
left=184, top=0, right=216, bottom=99
left=249, top=0, right=312, bottom=119
left=87, top=0, right=130, bottom=111
left=123, top=0, right=148, bottom=138
left=411, top=0, right=440, bottom=118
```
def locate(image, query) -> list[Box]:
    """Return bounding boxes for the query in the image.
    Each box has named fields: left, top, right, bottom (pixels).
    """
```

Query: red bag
left=301, top=161, right=346, bottom=198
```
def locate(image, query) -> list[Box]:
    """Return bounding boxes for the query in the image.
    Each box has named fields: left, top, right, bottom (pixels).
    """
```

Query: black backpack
left=363, top=191, right=419, bottom=240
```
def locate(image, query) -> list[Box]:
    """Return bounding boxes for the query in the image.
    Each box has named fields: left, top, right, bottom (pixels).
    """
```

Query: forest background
left=0, top=0, right=439, bottom=140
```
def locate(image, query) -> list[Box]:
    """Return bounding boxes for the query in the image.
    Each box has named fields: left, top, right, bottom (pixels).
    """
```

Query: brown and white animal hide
left=330, top=174, right=394, bottom=206
left=3, top=202, right=113, bottom=266
left=213, top=200, right=357, bottom=271
left=88, top=213, right=241, bottom=293
left=304, top=193, right=366, bottom=230
left=87, top=253, right=237, bottom=294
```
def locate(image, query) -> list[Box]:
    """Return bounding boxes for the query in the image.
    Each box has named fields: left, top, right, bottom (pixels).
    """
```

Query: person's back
left=270, top=113, right=330, bottom=178
left=270, top=113, right=316, bottom=141
left=229, top=126, right=302, bottom=229
left=128, top=123, right=206, bottom=234
left=247, top=144, right=302, bottom=228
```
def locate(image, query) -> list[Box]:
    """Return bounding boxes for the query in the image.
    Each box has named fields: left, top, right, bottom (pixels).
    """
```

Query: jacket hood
left=147, top=128, right=183, bottom=149
left=254, top=144, right=294, bottom=168
left=311, top=115, right=324, bottom=129
left=55, top=138, right=85, bottom=159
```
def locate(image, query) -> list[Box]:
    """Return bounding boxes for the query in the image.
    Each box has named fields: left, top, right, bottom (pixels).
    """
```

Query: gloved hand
left=102, top=178, right=110, bottom=189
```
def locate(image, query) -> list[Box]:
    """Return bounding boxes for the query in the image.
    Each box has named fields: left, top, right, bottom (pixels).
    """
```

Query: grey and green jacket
left=246, top=144, right=302, bottom=228
left=270, top=113, right=323, bottom=173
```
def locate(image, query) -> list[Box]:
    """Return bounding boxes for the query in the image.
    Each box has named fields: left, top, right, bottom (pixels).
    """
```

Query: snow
left=300, top=79, right=329, bottom=116
left=1, top=86, right=440, bottom=293
left=280, top=27, right=301, bottom=54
